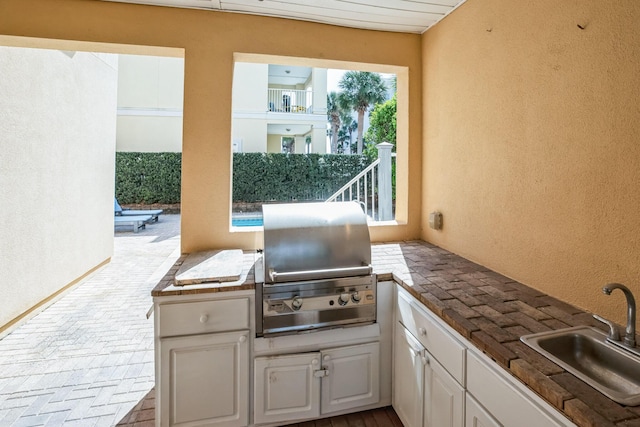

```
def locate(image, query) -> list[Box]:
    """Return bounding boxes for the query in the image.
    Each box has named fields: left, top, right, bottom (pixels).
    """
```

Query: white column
left=312, top=124, right=327, bottom=153
left=377, top=142, right=393, bottom=221
left=311, top=68, right=327, bottom=114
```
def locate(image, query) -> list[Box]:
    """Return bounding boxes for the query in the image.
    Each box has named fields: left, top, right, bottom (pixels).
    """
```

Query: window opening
left=231, top=55, right=405, bottom=229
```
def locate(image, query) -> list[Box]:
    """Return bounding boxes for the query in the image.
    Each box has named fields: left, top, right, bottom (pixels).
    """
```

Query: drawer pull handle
left=419, top=327, right=427, bottom=336
left=200, top=314, right=209, bottom=323
left=238, top=335, right=246, bottom=343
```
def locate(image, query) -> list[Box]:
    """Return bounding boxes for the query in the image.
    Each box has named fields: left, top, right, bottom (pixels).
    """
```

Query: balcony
left=268, top=88, right=313, bottom=114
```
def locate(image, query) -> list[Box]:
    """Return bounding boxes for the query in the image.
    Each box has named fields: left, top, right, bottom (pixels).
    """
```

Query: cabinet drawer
left=467, top=351, right=573, bottom=427
left=397, top=288, right=465, bottom=385
left=158, top=298, right=250, bottom=337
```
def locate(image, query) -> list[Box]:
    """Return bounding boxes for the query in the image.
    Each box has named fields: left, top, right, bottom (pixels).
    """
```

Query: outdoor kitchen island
left=151, top=241, right=640, bottom=427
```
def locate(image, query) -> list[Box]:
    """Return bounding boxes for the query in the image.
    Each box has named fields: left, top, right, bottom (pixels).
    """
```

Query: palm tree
left=339, top=111, right=357, bottom=154
left=337, top=126, right=350, bottom=154
left=327, top=92, right=342, bottom=154
left=338, top=71, right=387, bottom=154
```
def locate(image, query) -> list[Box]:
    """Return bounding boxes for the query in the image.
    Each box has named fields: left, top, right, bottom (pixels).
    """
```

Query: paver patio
left=0, top=215, right=181, bottom=426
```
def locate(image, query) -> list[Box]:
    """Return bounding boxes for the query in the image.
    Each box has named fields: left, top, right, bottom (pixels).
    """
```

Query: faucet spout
left=602, top=283, right=636, bottom=348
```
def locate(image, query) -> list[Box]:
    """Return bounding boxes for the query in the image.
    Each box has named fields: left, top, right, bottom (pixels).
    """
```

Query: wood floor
left=281, top=407, right=404, bottom=427
left=116, top=387, right=403, bottom=427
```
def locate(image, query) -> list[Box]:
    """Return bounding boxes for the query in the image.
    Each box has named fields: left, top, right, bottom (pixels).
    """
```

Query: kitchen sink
left=520, top=326, right=640, bottom=406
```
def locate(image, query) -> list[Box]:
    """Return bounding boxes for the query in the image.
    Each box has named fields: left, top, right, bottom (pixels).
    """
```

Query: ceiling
left=102, top=0, right=467, bottom=34
left=268, top=65, right=311, bottom=86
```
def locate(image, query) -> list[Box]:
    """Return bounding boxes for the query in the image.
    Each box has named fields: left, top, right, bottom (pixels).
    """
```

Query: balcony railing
left=268, top=89, right=313, bottom=114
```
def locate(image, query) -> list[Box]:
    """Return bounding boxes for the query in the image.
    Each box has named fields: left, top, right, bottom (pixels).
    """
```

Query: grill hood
left=262, top=202, right=372, bottom=284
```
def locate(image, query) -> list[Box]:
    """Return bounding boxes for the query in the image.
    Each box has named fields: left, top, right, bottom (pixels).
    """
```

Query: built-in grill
left=256, top=201, right=376, bottom=337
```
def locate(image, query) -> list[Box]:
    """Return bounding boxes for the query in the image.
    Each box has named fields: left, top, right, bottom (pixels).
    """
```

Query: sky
left=327, top=69, right=347, bottom=93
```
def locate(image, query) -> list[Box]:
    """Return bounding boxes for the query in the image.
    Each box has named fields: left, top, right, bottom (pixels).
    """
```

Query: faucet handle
left=593, top=314, right=621, bottom=341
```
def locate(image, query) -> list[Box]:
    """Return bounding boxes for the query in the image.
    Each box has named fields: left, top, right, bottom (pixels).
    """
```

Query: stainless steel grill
left=257, top=202, right=376, bottom=337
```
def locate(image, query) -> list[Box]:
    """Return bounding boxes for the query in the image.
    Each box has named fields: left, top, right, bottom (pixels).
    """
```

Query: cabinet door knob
left=422, top=355, right=430, bottom=365
left=238, top=335, right=246, bottom=343
left=419, top=327, right=427, bottom=336
left=312, top=359, right=319, bottom=366
left=200, top=314, right=209, bottom=323
left=323, top=355, right=331, bottom=362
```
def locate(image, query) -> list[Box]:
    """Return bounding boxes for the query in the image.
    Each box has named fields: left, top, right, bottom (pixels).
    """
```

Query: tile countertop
left=152, top=241, right=640, bottom=427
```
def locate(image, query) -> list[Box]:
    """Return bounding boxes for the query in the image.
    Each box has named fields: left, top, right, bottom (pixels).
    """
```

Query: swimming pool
left=232, top=217, right=263, bottom=227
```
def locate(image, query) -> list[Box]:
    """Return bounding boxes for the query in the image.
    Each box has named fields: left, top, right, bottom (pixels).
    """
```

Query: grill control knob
left=351, top=292, right=362, bottom=303
left=338, top=293, right=350, bottom=306
left=291, top=296, right=303, bottom=311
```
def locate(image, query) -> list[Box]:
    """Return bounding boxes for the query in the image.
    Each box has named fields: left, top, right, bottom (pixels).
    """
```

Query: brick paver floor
left=0, top=215, right=181, bottom=426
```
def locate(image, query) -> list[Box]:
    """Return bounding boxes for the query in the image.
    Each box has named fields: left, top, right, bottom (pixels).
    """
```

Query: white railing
left=268, top=89, right=313, bottom=114
left=325, top=143, right=395, bottom=221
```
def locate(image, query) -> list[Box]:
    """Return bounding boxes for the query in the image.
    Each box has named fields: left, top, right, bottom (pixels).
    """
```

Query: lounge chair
left=114, top=214, right=153, bottom=233
left=114, top=198, right=163, bottom=223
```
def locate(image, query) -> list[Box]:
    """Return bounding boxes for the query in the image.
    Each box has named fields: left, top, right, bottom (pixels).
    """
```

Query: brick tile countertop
left=152, top=241, right=640, bottom=427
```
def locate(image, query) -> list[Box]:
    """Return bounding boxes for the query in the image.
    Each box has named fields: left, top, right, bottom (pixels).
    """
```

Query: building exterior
left=232, top=62, right=327, bottom=154
left=116, top=54, right=184, bottom=153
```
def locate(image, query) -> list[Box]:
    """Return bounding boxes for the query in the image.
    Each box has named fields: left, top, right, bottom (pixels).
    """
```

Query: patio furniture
left=114, top=214, right=153, bottom=233
left=114, top=198, right=163, bottom=222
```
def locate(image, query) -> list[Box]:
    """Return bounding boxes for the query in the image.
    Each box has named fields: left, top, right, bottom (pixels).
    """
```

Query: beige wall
left=422, top=0, right=640, bottom=328
left=116, top=54, right=184, bottom=152
left=0, top=45, right=117, bottom=327
left=267, top=134, right=282, bottom=153
left=0, top=0, right=423, bottom=252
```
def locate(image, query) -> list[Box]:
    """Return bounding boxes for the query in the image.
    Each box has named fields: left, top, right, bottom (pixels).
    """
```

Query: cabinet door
left=254, top=352, right=321, bottom=425
left=465, top=394, right=501, bottom=427
left=424, top=349, right=464, bottom=427
left=160, top=330, right=248, bottom=427
left=393, top=323, right=424, bottom=427
left=321, top=342, right=380, bottom=415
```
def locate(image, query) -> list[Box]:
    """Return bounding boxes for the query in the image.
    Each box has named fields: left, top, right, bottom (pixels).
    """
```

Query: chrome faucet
left=602, top=283, right=636, bottom=348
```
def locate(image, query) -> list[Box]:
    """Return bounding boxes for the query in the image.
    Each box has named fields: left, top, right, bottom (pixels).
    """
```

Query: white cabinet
left=254, top=342, right=380, bottom=425
left=393, top=323, right=425, bottom=427
left=393, top=285, right=575, bottom=427
left=396, top=287, right=466, bottom=384
left=154, top=293, right=252, bottom=427
left=394, top=287, right=465, bottom=427
left=466, top=350, right=575, bottom=427
left=253, top=352, right=320, bottom=425
left=465, top=394, right=501, bottom=427
left=321, top=342, right=380, bottom=414
left=160, top=331, right=249, bottom=427
left=425, top=351, right=464, bottom=427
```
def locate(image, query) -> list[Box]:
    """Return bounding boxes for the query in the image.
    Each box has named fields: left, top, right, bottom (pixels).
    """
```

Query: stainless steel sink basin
left=521, top=326, right=640, bottom=405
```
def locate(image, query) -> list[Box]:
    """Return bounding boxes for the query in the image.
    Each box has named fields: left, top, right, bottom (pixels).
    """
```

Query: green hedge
left=115, top=152, right=182, bottom=204
left=115, top=152, right=371, bottom=205
left=232, top=153, right=371, bottom=203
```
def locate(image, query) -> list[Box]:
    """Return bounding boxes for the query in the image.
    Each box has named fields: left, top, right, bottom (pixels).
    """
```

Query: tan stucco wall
left=116, top=54, right=184, bottom=152
left=0, top=0, right=422, bottom=252
left=0, top=46, right=117, bottom=327
left=422, top=0, right=640, bottom=328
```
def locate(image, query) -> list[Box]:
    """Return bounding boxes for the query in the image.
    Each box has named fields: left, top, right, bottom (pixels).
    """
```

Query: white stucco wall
left=232, top=62, right=269, bottom=112
left=0, top=46, right=117, bottom=328
left=116, top=54, right=184, bottom=152
left=233, top=118, right=268, bottom=152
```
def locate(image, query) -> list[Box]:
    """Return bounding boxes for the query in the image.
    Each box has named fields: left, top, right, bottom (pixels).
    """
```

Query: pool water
left=232, top=217, right=263, bottom=227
